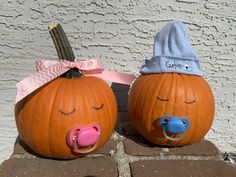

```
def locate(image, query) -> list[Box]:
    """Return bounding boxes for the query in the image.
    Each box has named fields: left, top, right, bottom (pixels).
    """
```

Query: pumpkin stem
left=48, top=22, right=82, bottom=78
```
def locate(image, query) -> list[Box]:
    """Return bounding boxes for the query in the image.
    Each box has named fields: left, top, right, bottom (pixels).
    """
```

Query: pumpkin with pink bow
left=15, top=23, right=135, bottom=159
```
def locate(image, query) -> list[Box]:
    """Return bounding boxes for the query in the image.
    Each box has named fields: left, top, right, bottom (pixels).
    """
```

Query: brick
left=0, top=156, right=118, bottom=177
left=96, top=138, right=116, bottom=155
left=130, top=160, right=236, bottom=177
left=164, top=140, right=220, bottom=156
left=12, top=136, right=116, bottom=158
left=124, top=138, right=220, bottom=157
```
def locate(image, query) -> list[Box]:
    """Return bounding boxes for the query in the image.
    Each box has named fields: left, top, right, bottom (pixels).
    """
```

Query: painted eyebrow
left=59, top=108, right=76, bottom=116
left=92, top=104, right=104, bottom=110
left=156, top=96, right=169, bottom=101
left=184, top=99, right=196, bottom=104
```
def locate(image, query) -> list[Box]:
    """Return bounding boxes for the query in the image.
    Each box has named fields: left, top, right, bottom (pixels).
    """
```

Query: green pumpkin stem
left=48, top=22, right=82, bottom=78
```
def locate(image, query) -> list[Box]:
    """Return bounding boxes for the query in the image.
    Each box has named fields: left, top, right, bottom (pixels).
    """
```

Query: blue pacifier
left=160, top=115, right=190, bottom=141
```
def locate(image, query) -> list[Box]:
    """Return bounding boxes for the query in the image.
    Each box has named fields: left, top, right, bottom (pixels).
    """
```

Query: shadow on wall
left=111, top=83, right=130, bottom=112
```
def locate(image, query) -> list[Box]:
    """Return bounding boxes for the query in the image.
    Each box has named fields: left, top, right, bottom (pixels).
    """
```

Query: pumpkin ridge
left=150, top=74, right=168, bottom=141
left=130, top=75, right=153, bottom=122
left=59, top=78, right=76, bottom=156
left=15, top=101, right=23, bottom=138
left=128, top=77, right=141, bottom=114
left=25, top=91, right=38, bottom=153
left=30, top=86, right=50, bottom=154
left=170, top=74, right=179, bottom=145
left=159, top=74, right=169, bottom=120
left=82, top=77, right=116, bottom=145
left=69, top=78, right=78, bottom=121
left=70, top=78, right=76, bottom=115
left=141, top=75, right=159, bottom=135
left=206, top=80, right=215, bottom=125
left=84, top=77, right=105, bottom=120
left=162, top=74, right=175, bottom=126
left=27, top=89, right=38, bottom=154
left=168, top=74, right=176, bottom=143
left=128, top=77, right=143, bottom=104
left=97, top=78, right=117, bottom=136
left=128, top=77, right=142, bottom=119
left=135, top=75, right=156, bottom=133
left=176, top=75, right=185, bottom=145
left=90, top=79, right=106, bottom=128
left=194, top=77, right=203, bottom=143
left=189, top=75, right=199, bottom=144
left=48, top=78, right=64, bottom=157
left=179, top=74, right=187, bottom=116
left=128, top=76, right=144, bottom=132
left=178, top=74, right=190, bottom=145
left=99, top=78, right=117, bottom=144
left=172, top=74, right=181, bottom=145
left=17, top=97, right=29, bottom=145
left=196, top=77, right=215, bottom=137
left=173, top=74, right=178, bottom=116
left=154, top=73, right=168, bottom=114
left=187, top=75, right=199, bottom=144
left=80, top=77, right=100, bottom=123
left=30, top=92, right=40, bottom=154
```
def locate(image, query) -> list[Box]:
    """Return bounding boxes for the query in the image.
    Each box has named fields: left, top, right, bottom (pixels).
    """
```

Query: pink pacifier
left=67, top=123, right=101, bottom=154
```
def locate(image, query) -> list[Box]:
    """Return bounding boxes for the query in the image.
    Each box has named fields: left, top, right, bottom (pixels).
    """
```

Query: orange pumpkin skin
left=15, top=76, right=117, bottom=159
left=128, top=73, right=215, bottom=146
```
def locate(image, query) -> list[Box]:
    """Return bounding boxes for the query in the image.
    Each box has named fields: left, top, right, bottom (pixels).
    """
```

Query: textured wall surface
left=0, top=0, right=235, bottom=163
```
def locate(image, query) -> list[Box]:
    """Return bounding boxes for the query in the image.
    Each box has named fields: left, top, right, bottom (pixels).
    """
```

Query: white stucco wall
left=0, top=0, right=235, bottom=164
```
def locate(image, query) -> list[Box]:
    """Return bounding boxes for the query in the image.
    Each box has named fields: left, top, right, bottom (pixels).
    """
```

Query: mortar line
left=113, top=132, right=132, bottom=177
left=125, top=154, right=223, bottom=162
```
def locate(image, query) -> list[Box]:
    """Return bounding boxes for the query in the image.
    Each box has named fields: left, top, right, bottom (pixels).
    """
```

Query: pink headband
left=16, top=59, right=136, bottom=103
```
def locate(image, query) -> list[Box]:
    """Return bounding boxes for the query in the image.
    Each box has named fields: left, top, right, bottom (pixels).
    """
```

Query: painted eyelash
left=184, top=100, right=196, bottom=104
left=92, top=104, right=104, bottom=110
left=156, top=96, right=169, bottom=101
left=59, top=108, right=76, bottom=116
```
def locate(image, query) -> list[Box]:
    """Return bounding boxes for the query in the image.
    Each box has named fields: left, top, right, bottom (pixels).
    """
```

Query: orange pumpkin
left=128, top=73, right=214, bottom=146
left=15, top=23, right=118, bottom=159
left=15, top=76, right=117, bottom=159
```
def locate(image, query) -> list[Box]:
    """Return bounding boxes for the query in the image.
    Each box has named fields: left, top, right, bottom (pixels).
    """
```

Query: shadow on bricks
left=13, top=136, right=45, bottom=159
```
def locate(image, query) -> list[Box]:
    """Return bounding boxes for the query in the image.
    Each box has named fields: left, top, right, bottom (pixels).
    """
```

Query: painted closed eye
left=59, top=108, right=76, bottom=116
left=184, top=99, right=196, bottom=104
left=156, top=96, right=169, bottom=101
left=92, top=104, right=104, bottom=110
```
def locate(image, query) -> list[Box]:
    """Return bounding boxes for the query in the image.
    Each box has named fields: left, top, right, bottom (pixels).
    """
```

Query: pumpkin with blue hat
left=128, top=20, right=215, bottom=146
